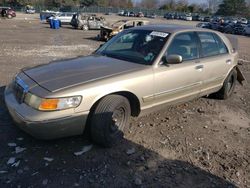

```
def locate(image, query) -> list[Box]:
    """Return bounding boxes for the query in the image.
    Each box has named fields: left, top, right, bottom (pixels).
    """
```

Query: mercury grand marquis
left=4, top=25, right=245, bottom=147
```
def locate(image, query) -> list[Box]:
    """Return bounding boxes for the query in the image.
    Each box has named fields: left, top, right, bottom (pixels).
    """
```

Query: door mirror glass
left=164, top=54, right=183, bottom=64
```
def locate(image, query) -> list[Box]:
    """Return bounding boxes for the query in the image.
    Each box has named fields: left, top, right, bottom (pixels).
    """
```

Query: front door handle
left=195, top=65, right=204, bottom=71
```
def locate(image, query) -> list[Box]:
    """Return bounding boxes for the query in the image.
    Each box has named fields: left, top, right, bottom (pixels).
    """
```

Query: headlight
left=24, top=93, right=82, bottom=111
left=111, top=31, right=118, bottom=35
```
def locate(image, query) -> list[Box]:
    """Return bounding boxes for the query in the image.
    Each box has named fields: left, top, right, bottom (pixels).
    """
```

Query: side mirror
left=163, top=54, right=183, bottom=64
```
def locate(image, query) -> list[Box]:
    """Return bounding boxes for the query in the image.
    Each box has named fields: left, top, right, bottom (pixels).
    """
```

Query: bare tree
left=207, top=0, right=222, bottom=13
left=140, top=0, right=159, bottom=9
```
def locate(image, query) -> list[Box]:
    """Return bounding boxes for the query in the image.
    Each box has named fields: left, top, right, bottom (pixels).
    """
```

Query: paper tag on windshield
left=150, top=31, right=169, bottom=38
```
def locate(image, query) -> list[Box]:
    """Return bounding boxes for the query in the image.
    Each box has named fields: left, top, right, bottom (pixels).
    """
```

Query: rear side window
left=167, top=32, right=199, bottom=61
left=213, top=33, right=228, bottom=54
left=198, top=32, right=228, bottom=57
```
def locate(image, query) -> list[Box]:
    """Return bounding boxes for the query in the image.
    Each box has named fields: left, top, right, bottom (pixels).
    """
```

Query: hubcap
left=110, top=107, right=126, bottom=135
left=83, top=25, right=88, bottom=30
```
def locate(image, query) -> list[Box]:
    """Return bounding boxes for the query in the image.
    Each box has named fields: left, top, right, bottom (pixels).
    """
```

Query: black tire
left=90, top=95, right=131, bottom=147
left=214, top=68, right=237, bottom=100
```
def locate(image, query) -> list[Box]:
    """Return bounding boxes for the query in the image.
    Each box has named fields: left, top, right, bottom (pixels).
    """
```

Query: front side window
left=96, top=30, right=169, bottom=65
left=197, top=32, right=223, bottom=57
left=166, top=32, right=199, bottom=61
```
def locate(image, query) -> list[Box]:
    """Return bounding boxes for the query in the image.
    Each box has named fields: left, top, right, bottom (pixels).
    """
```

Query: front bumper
left=4, top=85, right=89, bottom=140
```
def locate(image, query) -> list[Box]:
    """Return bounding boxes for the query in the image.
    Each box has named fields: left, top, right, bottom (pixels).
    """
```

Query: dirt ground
left=0, top=13, right=249, bottom=188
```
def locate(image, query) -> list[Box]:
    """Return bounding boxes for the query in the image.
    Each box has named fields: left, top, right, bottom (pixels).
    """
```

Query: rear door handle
left=195, top=65, right=204, bottom=71
left=226, top=59, right=232, bottom=65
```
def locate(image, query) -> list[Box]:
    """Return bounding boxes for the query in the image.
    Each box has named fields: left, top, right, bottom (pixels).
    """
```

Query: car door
left=59, top=13, right=66, bottom=23
left=153, top=32, right=204, bottom=106
left=66, top=13, right=73, bottom=23
left=88, top=17, right=96, bottom=29
left=196, top=32, right=233, bottom=96
left=95, top=17, right=102, bottom=29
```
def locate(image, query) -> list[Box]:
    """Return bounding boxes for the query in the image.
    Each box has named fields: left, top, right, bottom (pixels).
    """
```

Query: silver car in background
left=70, top=13, right=106, bottom=30
left=52, top=12, right=75, bottom=25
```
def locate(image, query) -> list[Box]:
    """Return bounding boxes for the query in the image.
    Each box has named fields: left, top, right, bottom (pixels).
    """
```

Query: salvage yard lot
left=0, top=13, right=249, bottom=187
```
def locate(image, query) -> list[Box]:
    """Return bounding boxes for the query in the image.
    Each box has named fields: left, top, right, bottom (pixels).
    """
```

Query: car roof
left=130, top=24, right=211, bottom=33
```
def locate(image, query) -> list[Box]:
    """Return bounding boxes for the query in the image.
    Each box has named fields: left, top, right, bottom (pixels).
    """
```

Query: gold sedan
left=4, top=25, right=245, bottom=147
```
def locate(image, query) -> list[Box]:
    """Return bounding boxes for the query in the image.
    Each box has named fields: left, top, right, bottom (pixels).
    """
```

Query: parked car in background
left=192, top=14, right=200, bottom=21
left=198, top=16, right=205, bottom=21
left=70, top=13, right=106, bottom=30
left=185, top=14, right=192, bottom=21
left=5, top=25, right=244, bottom=147
left=165, top=13, right=174, bottom=19
left=174, top=13, right=180, bottom=19
left=239, top=18, right=248, bottom=24
left=123, top=11, right=130, bottom=17
left=0, top=7, right=16, bottom=18
left=228, top=18, right=238, bottom=24
left=118, top=10, right=124, bottom=16
left=99, top=19, right=149, bottom=41
left=51, top=12, right=75, bottom=25
left=233, top=23, right=247, bottom=35
left=204, top=16, right=211, bottom=22
left=244, top=24, right=250, bottom=35
left=196, top=22, right=211, bottom=29
left=146, top=13, right=156, bottom=19
left=129, top=12, right=135, bottom=17
left=105, top=12, right=112, bottom=15
left=223, top=23, right=235, bottom=34
left=210, top=21, right=220, bottom=31
left=137, top=12, right=144, bottom=17
left=25, top=5, right=35, bottom=14
left=40, top=11, right=60, bottom=22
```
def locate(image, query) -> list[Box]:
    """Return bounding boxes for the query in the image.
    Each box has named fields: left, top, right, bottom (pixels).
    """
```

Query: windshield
left=96, top=30, right=169, bottom=65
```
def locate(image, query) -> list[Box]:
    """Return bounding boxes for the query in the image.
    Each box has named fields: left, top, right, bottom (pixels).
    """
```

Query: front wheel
left=90, top=95, right=131, bottom=147
left=214, top=68, right=237, bottom=100
left=82, top=24, right=89, bottom=31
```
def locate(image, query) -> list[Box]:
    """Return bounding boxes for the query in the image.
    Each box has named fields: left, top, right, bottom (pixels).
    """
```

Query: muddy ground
left=0, top=13, right=249, bottom=188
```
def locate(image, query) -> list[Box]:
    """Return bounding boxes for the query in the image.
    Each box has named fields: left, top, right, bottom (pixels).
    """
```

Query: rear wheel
left=214, top=68, right=237, bottom=100
left=90, top=95, right=131, bottom=147
left=82, top=24, right=89, bottom=31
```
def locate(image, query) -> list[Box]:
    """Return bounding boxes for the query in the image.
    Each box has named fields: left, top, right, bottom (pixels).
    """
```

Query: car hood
left=23, top=55, right=145, bottom=92
left=101, top=26, right=113, bottom=31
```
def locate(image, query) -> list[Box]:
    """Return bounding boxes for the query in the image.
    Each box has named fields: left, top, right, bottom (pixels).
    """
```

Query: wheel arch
left=223, top=66, right=237, bottom=83
left=90, top=91, right=141, bottom=118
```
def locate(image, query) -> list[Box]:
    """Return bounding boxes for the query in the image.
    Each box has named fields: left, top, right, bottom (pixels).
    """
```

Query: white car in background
left=185, top=14, right=192, bottom=21
left=239, top=18, right=248, bottom=24
left=53, top=12, right=75, bottom=25
left=244, top=24, right=250, bottom=35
